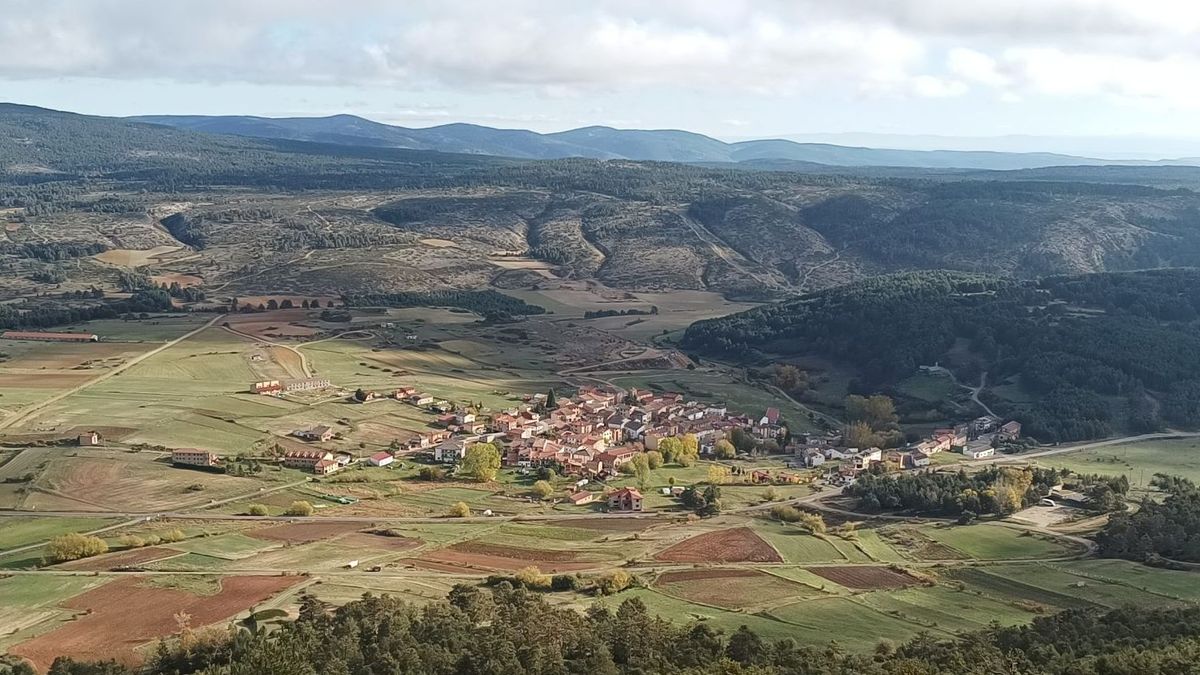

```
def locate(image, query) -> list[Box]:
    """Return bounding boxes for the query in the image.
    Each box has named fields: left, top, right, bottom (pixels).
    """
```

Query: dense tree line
left=0, top=241, right=108, bottom=261
left=845, top=466, right=1064, bottom=516
left=24, top=588, right=1200, bottom=675
left=0, top=289, right=174, bottom=330
left=341, top=290, right=545, bottom=321
left=683, top=269, right=1200, bottom=442
left=1097, top=475, right=1200, bottom=561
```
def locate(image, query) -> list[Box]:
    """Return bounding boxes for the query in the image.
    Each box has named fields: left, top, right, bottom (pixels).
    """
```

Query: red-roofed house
left=368, top=451, right=394, bottom=467
left=607, top=487, right=643, bottom=512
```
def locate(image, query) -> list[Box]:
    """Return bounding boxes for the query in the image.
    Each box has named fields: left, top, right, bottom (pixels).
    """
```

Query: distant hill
left=129, top=111, right=1196, bottom=171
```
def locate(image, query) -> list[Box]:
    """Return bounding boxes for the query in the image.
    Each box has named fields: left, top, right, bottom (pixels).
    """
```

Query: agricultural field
left=1042, top=437, right=1200, bottom=489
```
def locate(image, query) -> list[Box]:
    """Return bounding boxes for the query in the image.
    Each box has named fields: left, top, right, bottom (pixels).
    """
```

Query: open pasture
left=0, top=516, right=120, bottom=552
left=1043, top=437, right=1200, bottom=488
left=916, top=523, right=1075, bottom=560
left=28, top=451, right=261, bottom=512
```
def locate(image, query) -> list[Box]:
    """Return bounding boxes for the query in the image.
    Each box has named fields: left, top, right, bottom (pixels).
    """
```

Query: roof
left=610, top=487, right=643, bottom=499
left=283, top=449, right=328, bottom=460
left=2, top=330, right=97, bottom=340
left=310, top=425, right=333, bottom=434
left=569, top=491, right=592, bottom=501
left=369, top=451, right=392, bottom=461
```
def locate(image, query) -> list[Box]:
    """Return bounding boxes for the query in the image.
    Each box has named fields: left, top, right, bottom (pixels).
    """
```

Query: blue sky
left=4, top=0, right=1200, bottom=156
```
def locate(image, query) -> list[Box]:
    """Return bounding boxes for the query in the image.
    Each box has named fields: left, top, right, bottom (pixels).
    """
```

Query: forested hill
left=681, top=269, right=1200, bottom=441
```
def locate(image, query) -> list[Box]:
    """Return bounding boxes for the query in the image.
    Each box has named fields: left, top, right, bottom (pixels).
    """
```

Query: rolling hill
left=127, top=111, right=1194, bottom=170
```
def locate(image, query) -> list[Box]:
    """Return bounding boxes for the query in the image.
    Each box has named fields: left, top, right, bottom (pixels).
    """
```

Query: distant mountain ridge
left=129, top=112, right=1200, bottom=171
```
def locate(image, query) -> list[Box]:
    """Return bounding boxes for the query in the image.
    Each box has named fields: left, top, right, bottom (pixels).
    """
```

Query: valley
left=4, top=104, right=1200, bottom=673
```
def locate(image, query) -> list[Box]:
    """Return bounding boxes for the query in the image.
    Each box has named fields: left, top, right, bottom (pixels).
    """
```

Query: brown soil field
left=914, top=542, right=968, bottom=560
left=10, top=575, right=301, bottom=671
left=655, top=527, right=783, bottom=564
left=420, top=542, right=599, bottom=573
left=452, top=541, right=578, bottom=562
left=655, top=569, right=814, bottom=610
left=805, top=566, right=917, bottom=590
left=657, top=569, right=761, bottom=583
left=56, top=546, right=181, bottom=571
left=338, top=532, right=422, bottom=551
left=150, top=273, right=204, bottom=287
left=0, top=372, right=93, bottom=389
left=248, top=521, right=363, bottom=543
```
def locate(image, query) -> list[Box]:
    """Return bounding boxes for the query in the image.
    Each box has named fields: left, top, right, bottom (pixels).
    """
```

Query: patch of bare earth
left=805, top=566, right=917, bottom=590
left=654, top=527, right=782, bottom=563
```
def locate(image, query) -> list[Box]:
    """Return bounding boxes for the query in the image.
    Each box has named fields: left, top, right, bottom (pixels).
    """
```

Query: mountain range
left=129, top=113, right=1200, bottom=171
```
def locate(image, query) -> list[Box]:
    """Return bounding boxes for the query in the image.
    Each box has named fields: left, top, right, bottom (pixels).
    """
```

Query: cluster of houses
left=416, top=387, right=774, bottom=480
left=170, top=446, right=395, bottom=475
left=791, top=415, right=1022, bottom=483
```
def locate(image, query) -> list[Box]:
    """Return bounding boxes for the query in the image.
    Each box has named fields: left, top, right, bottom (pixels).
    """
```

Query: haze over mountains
left=130, top=112, right=1200, bottom=171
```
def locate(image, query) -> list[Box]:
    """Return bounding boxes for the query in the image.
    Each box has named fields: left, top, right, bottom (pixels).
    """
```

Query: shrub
left=286, top=500, right=314, bottom=517
left=594, top=570, right=632, bottom=595
left=770, top=504, right=802, bottom=522
left=247, top=504, right=270, bottom=516
left=531, top=480, right=554, bottom=500
left=419, top=466, right=446, bottom=481
left=762, top=486, right=782, bottom=502
left=45, top=533, right=108, bottom=563
left=515, top=566, right=551, bottom=589
left=551, top=574, right=581, bottom=591
left=118, top=535, right=145, bottom=549
left=448, top=501, right=471, bottom=518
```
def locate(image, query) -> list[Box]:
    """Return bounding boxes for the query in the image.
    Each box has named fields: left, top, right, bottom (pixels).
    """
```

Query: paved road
left=0, top=314, right=223, bottom=432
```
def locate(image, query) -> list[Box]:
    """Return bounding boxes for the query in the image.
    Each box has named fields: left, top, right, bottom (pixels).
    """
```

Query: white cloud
left=1, top=0, right=1200, bottom=112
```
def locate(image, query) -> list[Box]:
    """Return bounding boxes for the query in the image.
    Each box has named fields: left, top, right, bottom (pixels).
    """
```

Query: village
left=161, top=376, right=1024, bottom=513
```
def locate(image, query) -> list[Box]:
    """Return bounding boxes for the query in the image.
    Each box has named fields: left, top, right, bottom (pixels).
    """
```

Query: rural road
left=222, top=324, right=313, bottom=378
left=0, top=314, right=223, bottom=432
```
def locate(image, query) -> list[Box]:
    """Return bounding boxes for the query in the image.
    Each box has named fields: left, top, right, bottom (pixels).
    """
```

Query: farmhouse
left=996, top=420, right=1022, bottom=441
left=171, top=448, right=219, bottom=467
left=607, top=487, right=643, bottom=512
left=962, top=446, right=995, bottom=460
left=77, top=431, right=102, bottom=446
left=294, top=425, right=334, bottom=442
left=283, top=377, right=331, bottom=392
left=367, top=451, right=394, bottom=467
left=0, top=330, right=98, bottom=342
left=313, top=458, right=340, bottom=475
left=252, top=380, right=284, bottom=395
left=567, top=490, right=594, bottom=505
left=282, top=449, right=335, bottom=471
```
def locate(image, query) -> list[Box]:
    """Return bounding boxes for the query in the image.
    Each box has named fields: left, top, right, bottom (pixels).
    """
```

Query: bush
left=118, top=535, right=145, bottom=549
left=594, top=570, right=632, bottom=595
left=45, top=533, right=108, bottom=563
left=531, top=480, right=554, bottom=500
left=448, top=501, right=471, bottom=518
left=247, top=504, right=270, bottom=516
left=286, top=500, right=314, bottom=517
left=762, top=486, right=782, bottom=502
left=645, top=451, right=663, bottom=469
left=515, top=566, right=551, bottom=590
left=770, top=504, right=802, bottom=522
left=551, top=574, right=581, bottom=591
left=419, top=466, right=446, bottom=481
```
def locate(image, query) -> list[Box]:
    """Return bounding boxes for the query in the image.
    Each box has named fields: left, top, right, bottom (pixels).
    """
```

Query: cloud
left=1, top=0, right=1199, bottom=111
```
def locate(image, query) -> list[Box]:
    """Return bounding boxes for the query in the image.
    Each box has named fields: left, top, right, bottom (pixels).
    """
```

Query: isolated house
left=171, top=448, right=219, bottom=468
left=295, top=425, right=334, bottom=442
left=77, top=431, right=101, bottom=447
left=607, top=487, right=643, bottom=512
left=368, top=451, right=394, bottom=467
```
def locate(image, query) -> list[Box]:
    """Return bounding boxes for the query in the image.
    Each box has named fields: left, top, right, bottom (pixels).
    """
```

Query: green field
left=167, top=532, right=280, bottom=560
left=752, top=520, right=851, bottom=563
left=0, top=516, right=119, bottom=551
left=917, top=523, right=1074, bottom=560
left=1043, top=438, right=1200, bottom=488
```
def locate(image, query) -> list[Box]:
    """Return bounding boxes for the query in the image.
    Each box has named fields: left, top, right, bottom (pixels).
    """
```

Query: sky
left=4, top=0, right=1200, bottom=157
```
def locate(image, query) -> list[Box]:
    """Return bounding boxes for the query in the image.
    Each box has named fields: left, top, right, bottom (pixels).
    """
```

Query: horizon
left=4, top=1, right=1200, bottom=160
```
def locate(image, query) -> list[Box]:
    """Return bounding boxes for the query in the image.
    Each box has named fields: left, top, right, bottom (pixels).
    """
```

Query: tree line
left=22, top=586, right=1200, bottom=675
